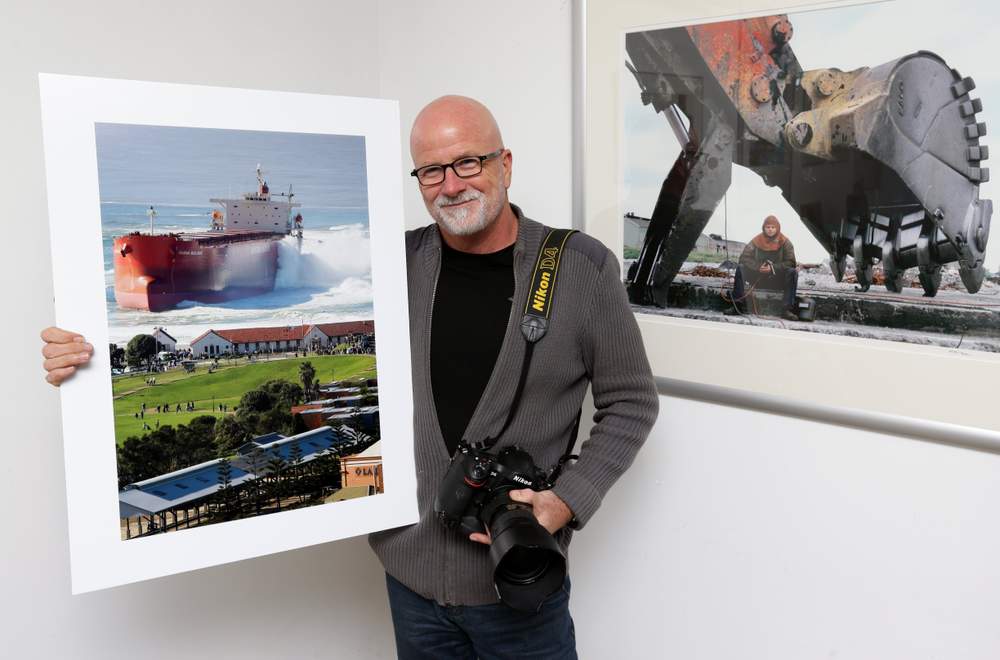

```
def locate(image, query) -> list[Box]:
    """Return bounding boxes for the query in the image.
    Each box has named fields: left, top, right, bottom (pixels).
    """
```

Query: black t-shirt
left=430, top=240, right=515, bottom=456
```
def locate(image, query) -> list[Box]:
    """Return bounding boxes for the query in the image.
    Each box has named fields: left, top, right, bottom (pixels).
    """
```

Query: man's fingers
left=469, top=532, right=491, bottom=545
left=42, top=341, right=93, bottom=359
left=509, top=489, right=534, bottom=503
left=40, top=327, right=85, bottom=344
left=45, top=366, right=76, bottom=386
left=44, top=352, right=91, bottom=372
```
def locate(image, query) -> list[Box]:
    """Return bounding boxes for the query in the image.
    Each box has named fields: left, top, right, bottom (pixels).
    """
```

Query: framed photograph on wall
left=584, top=0, right=1000, bottom=435
left=39, top=74, right=417, bottom=593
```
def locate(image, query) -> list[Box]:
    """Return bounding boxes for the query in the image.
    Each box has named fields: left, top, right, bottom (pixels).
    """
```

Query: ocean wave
left=327, top=223, right=369, bottom=233
left=275, top=226, right=370, bottom=289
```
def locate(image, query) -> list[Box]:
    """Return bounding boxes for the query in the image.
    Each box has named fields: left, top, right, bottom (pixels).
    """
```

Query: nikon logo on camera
left=531, top=247, right=560, bottom=313
left=512, top=474, right=532, bottom=486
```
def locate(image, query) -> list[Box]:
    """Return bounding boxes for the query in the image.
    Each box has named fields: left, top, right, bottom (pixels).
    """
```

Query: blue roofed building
left=119, top=425, right=362, bottom=539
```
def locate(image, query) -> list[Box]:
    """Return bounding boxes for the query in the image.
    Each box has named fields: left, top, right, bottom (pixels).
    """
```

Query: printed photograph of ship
left=622, top=0, right=999, bottom=353
left=113, top=165, right=303, bottom=312
left=94, top=123, right=383, bottom=539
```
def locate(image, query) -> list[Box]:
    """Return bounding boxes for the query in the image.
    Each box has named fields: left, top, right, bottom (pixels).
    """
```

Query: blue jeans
left=385, top=573, right=577, bottom=660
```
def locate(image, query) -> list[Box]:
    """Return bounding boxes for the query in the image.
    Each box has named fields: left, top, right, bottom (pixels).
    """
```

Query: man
left=41, top=95, right=658, bottom=659
left=726, top=215, right=799, bottom=320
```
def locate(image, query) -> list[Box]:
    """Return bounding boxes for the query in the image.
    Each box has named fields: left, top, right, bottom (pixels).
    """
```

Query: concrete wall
left=4, top=1, right=1000, bottom=659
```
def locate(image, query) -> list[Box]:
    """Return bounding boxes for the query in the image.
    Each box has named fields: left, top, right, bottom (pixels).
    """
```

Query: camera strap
left=481, top=228, right=582, bottom=470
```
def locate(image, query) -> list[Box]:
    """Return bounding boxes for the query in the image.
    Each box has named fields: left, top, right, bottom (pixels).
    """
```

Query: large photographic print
left=97, top=124, right=382, bottom=540
left=623, top=1, right=996, bottom=352
left=40, top=75, right=416, bottom=592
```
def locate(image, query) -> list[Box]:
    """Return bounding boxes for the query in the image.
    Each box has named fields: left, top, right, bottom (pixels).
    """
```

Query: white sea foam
left=275, top=225, right=371, bottom=289
left=105, top=226, right=374, bottom=345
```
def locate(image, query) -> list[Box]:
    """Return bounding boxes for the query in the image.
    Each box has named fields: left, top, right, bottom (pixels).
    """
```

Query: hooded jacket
left=739, top=218, right=796, bottom=275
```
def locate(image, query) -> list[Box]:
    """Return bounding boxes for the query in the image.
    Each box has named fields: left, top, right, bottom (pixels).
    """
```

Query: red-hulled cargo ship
left=113, top=166, right=303, bottom=312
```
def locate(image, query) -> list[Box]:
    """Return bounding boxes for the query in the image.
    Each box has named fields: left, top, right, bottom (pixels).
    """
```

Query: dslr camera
left=434, top=442, right=567, bottom=612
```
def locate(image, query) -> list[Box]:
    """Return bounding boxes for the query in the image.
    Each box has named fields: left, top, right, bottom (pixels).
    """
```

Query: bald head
left=408, top=95, right=516, bottom=252
left=410, top=95, right=503, bottom=160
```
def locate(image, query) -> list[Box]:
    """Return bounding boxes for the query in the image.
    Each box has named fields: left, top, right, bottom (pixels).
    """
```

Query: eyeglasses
left=410, top=148, right=505, bottom=186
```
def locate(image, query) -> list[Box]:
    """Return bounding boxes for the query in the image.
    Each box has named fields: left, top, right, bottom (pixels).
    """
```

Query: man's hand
left=40, top=327, right=92, bottom=387
left=758, top=263, right=773, bottom=274
left=468, top=489, right=574, bottom=545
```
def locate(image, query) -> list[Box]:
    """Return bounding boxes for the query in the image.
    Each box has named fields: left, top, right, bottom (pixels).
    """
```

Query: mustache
left=434, top=189, right=483, bottom=208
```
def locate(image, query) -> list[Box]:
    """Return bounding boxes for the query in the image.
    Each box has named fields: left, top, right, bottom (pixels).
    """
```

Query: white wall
left=377, top=0, right=574, bottom=230
left=574, top=396, right=1000, bottom=658
left=4, top=1, right=1000, bottom=659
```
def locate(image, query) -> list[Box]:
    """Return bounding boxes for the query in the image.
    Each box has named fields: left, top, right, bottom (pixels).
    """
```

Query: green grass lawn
left=112, top=354, right=375, bottom=445
left=686, top=250, right=730, bottom=263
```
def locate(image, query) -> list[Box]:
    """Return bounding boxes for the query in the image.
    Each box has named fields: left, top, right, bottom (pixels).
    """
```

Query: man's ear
left=502, top=149, right=513, bottom=189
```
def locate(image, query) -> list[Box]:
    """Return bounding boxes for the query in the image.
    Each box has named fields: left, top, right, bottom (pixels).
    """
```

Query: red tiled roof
left=216, top=325, right=310, bottom=343
left=191, top=325, right=309, bottom=345
left=189, top=320, right=374, bottom=346
left=313, top=320, right=374, bottom=337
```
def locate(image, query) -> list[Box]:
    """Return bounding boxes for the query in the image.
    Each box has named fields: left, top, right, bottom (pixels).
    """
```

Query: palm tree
left=298, top=361, right=316, bottom=400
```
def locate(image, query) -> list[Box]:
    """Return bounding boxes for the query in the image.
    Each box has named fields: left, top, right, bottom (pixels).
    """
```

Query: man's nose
left=440, top=167, right=467, bottom=196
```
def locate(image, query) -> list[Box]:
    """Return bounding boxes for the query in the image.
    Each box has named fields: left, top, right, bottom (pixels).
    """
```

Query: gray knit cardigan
left=368, top=206, right=658, bottom=606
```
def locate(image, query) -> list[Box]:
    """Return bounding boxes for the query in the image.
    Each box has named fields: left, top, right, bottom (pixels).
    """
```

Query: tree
left=109, top=343, right=125, bottom=370
left=244, top=445, right=266, bottom=515
left=258, top=407, right=294, bottom=437
left=260, top=379, right=304, bottom=408
left=126, top=334, right=158, bottom=370
left=298, top=361, right=316, bottom=400
left=288, top=441, right=304, bottom=503
left=311, top=444, right=342, bottom=496
left=238, top=389, right=274, bottom=415
left=172, top=415, right=217, bottom=468
left=214, top=416, right=252, bottom=455
left=265, top=452, right=288, bottom=511
left=116, top=428, right=174, bottom=488
left=216, top=457, right=234, bottom=518
left=291, top=413, right=309, bottom=435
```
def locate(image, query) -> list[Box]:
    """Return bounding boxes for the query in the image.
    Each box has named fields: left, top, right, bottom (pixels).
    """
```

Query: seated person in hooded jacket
left=727, top=215, right=798, bottom=319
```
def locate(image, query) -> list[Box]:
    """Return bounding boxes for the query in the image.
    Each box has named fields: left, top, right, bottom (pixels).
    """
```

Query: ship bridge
left=209, top=165, right=300, bottom=234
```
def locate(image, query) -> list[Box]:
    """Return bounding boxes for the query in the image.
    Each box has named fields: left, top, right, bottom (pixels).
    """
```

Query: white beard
left=431, top=187, right=504, bottom=236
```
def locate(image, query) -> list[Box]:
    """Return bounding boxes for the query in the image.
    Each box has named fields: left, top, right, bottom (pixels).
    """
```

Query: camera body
left=435, top=442, right=552, bottom=537
left=434, top=441, right=568, bottom=612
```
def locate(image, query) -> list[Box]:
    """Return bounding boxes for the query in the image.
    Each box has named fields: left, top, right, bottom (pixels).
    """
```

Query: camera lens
left=484, top=494, right=566, bottom=612
left=496, top=545, right=552, bottom=585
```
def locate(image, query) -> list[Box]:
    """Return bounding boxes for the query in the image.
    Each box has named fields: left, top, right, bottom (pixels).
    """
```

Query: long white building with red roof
left=190, top=320, right=374, bottom=356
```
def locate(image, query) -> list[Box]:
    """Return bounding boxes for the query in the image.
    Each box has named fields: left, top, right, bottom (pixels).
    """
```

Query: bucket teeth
left=969, top=167, right=991, bottom=183
left=965, top=122, right=988, bottom=139
left=969, top=145, right=990, bottom=161
left=960, top=98, right=984, bottom=117
left=952, top=76, right=976, bottom=98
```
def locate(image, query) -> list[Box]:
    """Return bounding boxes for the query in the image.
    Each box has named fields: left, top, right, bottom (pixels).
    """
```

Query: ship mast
left=256, top=163, right=269, bottom=199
